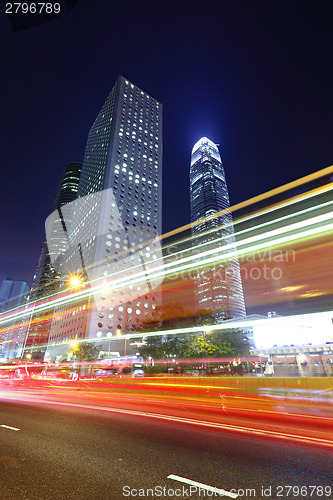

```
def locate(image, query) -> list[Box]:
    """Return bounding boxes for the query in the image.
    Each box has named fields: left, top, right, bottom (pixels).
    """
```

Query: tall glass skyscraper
left=0, top=280, right=29, bottom=359
left=20, top=161, right=82, bottom=359
left=46, top=76, right=163, bottom=359
left=190, top=137, right=245, bottom=319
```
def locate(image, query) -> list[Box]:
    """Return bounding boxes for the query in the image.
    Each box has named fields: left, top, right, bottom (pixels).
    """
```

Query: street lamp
left=67, top=275, right=84, bottom=289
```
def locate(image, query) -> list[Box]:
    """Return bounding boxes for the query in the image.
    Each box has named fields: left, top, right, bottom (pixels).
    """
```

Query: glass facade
left=47, top=77, right=163, bottom=356
left=190, top=137, right=246, bottom=319
left=21, top=162, right=83, bottom=359
left=0, top=279, right=30, bottom=359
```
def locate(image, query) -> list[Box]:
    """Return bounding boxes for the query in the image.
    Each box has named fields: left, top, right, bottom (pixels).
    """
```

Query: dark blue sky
left=1, top=0, right=332, bottom=287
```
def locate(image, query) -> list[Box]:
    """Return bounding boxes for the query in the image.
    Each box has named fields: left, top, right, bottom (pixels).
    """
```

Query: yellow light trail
left=23, top=174, right=333, bottom=309
left=51, top=193, right=333, bottom=300
left=94, top=183, right=333, bottom=283
left=2, top=203, right=333, bottom=331
left=161, top=164, right=333, bottom=240
left=81, top=207, right=333, bottom=298
left=79, top=182, right=333, bottom=292
left=2, top=208, right=333, bottom=334
left=1, top=166, right=333, bottom=337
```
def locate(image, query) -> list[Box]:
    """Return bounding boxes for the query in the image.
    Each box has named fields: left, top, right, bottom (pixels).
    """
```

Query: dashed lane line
left=1, top=424, right=20, bottom=431
left=167, top=474, right=238, bottom=498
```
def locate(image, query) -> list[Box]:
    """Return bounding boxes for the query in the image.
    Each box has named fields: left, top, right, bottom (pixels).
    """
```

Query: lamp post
left=68, top=275, right=84, bottom=288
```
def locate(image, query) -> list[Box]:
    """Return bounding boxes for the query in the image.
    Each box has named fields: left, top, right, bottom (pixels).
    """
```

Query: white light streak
left=2, top=183, right=333, bottom=341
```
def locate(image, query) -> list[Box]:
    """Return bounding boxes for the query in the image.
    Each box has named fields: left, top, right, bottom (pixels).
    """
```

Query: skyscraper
left=21, top=161, right=83, bottom=359
left=0, top=279, right=29, bottom=358
left=32, top=162, right=83, bottom=300
left=46, top=76, right=163, bottom=359
left=190, top=137, right=245, bottom=319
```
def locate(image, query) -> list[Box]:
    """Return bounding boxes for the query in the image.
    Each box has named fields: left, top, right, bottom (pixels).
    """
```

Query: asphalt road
left=0, top=395, right=332, bottom=500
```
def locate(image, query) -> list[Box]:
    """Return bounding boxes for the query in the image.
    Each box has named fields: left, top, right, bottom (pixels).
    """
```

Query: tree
left=68, top=341, right=100, bottom=379
left=183, top=328, right=250, bottom=358
left=212, top=328, right=250, bottom=357
left=183, top=334, right=230, bottom=358
left=136, top=303, right=250, bottom=360
left=71, top=342, right=100, bottom=362
left=139, top=334, right=188, bottom=359
left=138, top=326, right=250, bottom=360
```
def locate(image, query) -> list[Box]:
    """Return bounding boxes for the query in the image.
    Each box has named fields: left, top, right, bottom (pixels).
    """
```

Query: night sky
left=1, top=0, right=332, bottom=287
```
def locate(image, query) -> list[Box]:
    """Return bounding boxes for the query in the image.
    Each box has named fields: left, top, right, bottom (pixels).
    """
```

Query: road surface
left=0, top=386, right=332, bottom=499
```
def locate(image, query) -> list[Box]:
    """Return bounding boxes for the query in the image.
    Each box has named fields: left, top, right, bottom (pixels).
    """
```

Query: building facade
left=46, top=76, right=163, bottom=360
left=22, top=162, right=82, bottom=359
left=190, top=137, right=246, bottom=320
left=0, top=279, right=29, bottom=359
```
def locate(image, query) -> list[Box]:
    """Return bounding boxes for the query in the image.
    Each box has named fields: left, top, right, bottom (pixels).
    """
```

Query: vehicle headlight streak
left=102, top=209, right=333, bottom=290
left=2, top=206, right=333, bottom=330
left=159, top=164, right=333, bottom=246
left=44, top=182, right=333, bottom=302
left=98, top=183, right=333, bottom=289
left=1, top=171, right=333, bottom=336
left=150, top=194, right=333, bottom=281
left=71, top=192, right=333, bottom=294
left=186, top=182, right=333, bottom=247
left=2, top=209, right=333, bottom=335
left=96, top=170, right=333, bottom=287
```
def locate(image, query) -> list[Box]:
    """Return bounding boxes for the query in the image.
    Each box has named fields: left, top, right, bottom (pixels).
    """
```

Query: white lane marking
left=1, top=393, right=333, bottom=449
left=1, top=424, right=20, bottom=431
left=168, top=474, right=238, bottom=498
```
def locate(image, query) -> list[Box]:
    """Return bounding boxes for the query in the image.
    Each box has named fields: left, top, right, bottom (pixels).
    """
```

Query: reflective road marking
left=168, top=474, right=238, bottom=498
left=1, top=424, right=20, bottom=431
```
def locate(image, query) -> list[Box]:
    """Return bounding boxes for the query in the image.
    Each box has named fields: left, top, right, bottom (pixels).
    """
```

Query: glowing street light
left=67, top=275, right=84, bottom=289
